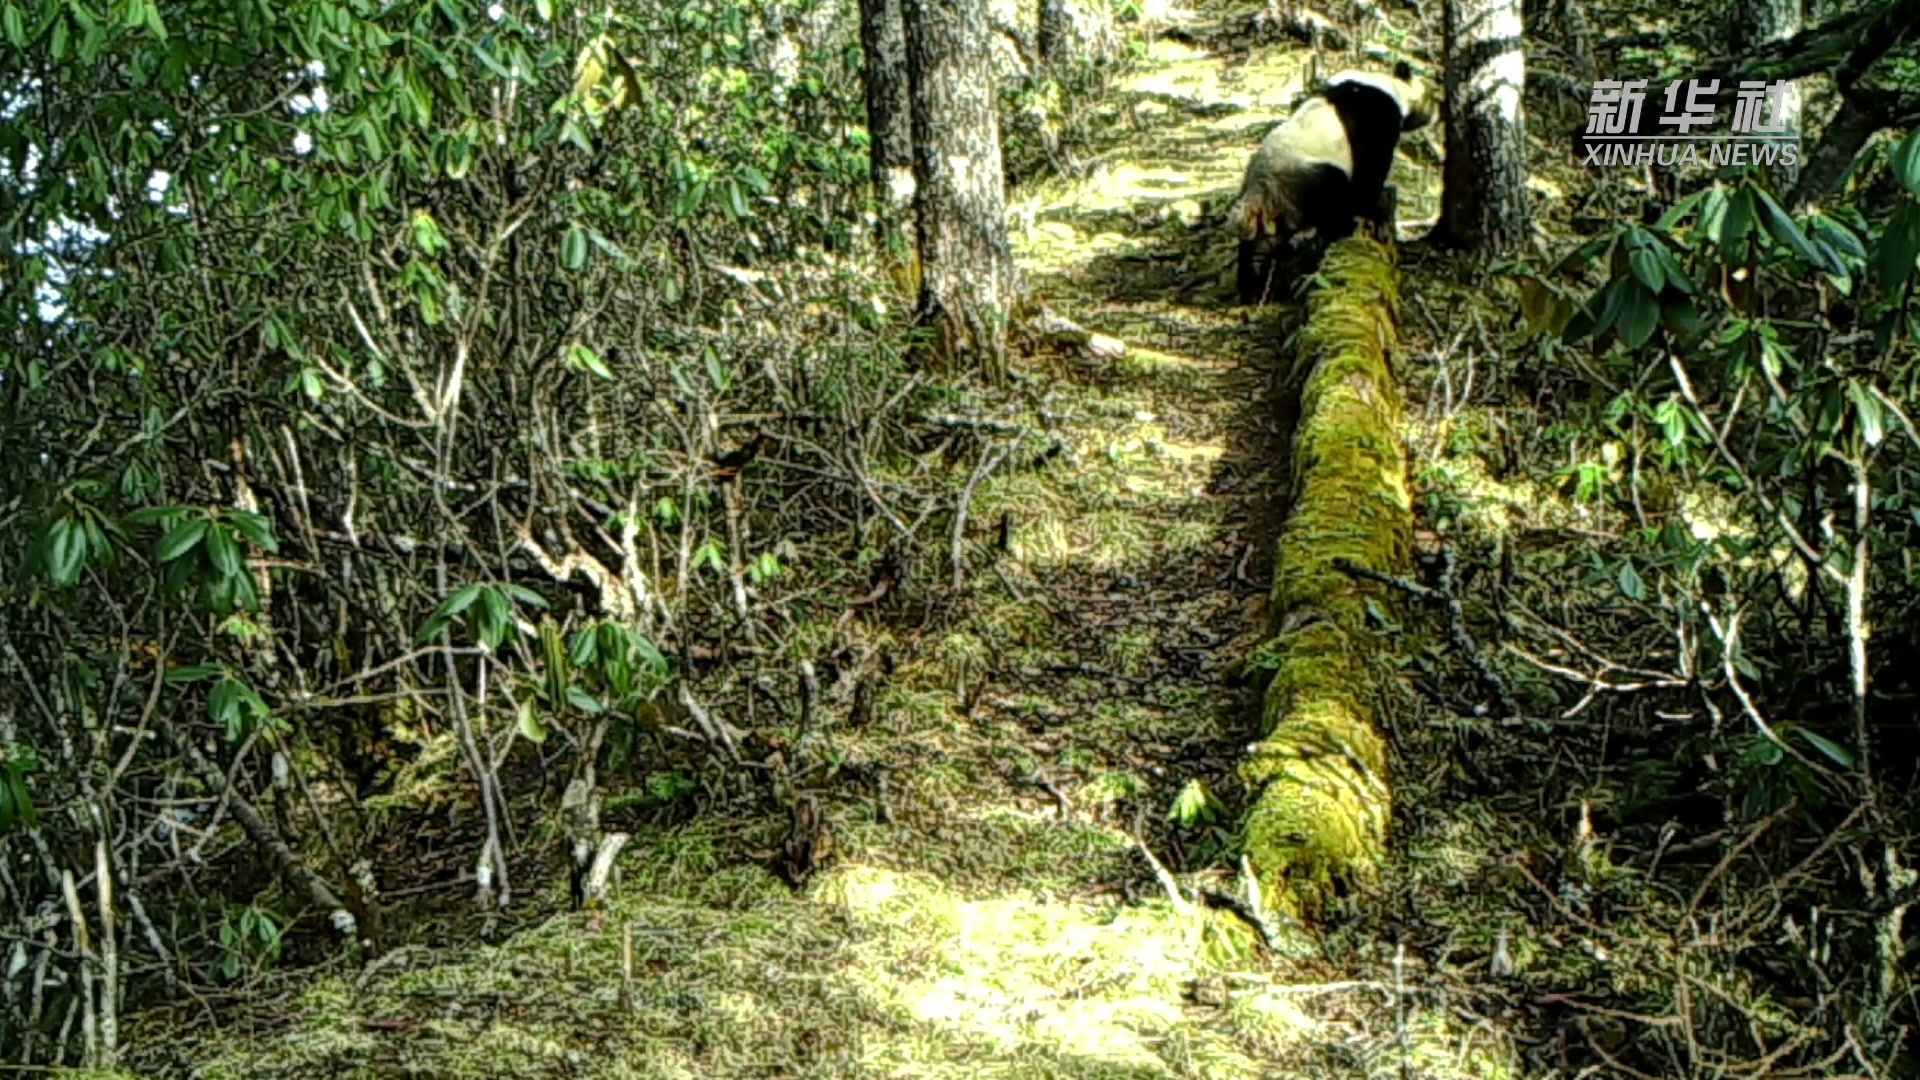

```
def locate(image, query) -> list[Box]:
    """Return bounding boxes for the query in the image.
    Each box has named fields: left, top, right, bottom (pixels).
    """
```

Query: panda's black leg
left=1322, top=215, right=1360, bottom=245
left=1322, top=189, right=1363, bottom=244
left=1362, top=184, right=1400, bottom=243
left=1377, top=182, right=1400, bottom=226
left=1237, top=237, right=1267, bottom=306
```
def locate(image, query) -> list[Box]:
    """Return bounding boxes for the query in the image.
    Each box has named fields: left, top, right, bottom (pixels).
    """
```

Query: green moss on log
left=1240, top=236, right=1411, bottom=915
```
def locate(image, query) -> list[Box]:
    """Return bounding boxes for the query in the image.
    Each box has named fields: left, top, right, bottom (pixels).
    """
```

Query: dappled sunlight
left=970, top=396, right=1232, bottom=572
left=1122, top=37, right=1305, bottom=116
left=189, top=830, right=1332, bottom=1078
left=158, top=9, right=1532, bottom=1080
left=1014, top=215, right=1175, bottom=277
left=1406, top=412, right=1579, bottom=537
left=1009, top=46, right=1309, bottom=283
left=1408, top=407, right=1797, bottom=604
left=819, top=863, right=1238, bottom=1073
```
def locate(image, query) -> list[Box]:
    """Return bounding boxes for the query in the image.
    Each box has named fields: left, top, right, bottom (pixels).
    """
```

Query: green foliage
left=120, top=507, right=281, bottom=617
left=165, top=665, right=281, bottom=742
left=644, top=769, right=698, bottom=803
left=566, top=618, right=670, bottom=709
left=0, top=0, right=893, bottom=1061
left=1515, top=134, right=1920, bottom=806
left=210, top=904, right=284, bottom=984
left=0, top=749, right=38, bottom=836
left=747, top=550, right=782, bottom=584
left=1168, top=778, right=1222, bottom=828
left=417, top=582, right=548, bottom=649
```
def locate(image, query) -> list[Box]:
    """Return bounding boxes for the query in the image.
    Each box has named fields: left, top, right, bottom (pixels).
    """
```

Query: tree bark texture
left=1832, top=0, right=1920, bottom=92
left=857, top=0, right=917, bottom=220
left=1720, top=0, right=1919, bottom=208
left=1790, top=90, right=1920, bottom=209
left=1440, top=0, right=1533, bottom=256
left=1524, top=0, right=1593, bottom=80
left=1731, top=0, right=1803, bottom=193
left=1038, top=0, right=1116, bottom=66
left=902, top=0, right=1017, bottom=383
left=1557, top=0, right=1596, bottom=82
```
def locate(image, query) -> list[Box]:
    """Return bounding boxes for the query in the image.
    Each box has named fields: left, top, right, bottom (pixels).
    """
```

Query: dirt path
left=179, top=23, right=1405, bottom=1080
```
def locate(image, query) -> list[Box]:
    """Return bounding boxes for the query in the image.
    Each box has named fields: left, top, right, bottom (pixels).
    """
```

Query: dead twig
left=1029, top=769, right=1071, bottom=820
left=952, top=438, right=1018, bottom=592
left=1334, top=551, right=1519, bottom=718
left=1684, top=796, right=1798, bottom=921
left=677, top=685, right=743, bottom=765
left=1130, top=831, right=1190, bottom=913
left=796, top=659, right=819, bottom=744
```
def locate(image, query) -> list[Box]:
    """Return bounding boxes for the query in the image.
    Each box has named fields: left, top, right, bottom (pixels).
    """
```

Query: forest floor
left=156, top=13, right=1524, bottom=1080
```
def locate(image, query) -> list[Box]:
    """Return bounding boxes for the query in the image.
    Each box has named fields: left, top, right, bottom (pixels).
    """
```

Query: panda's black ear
left=1392, top=59, right=1414, bottom=82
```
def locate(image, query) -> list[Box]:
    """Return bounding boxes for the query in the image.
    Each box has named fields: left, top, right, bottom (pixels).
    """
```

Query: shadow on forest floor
left=149, top=14, right=1527, bottom=1080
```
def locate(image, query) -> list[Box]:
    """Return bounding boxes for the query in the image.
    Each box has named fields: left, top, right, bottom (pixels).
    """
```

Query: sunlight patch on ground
left=1406, top=413, right=1564, bottom=536
left=1013, top=216, right=1155, bottom=275
left=1126, top=47, right=1213, bottom=104
left=986, top=451, right=1215, bottom=570
left=1116, top=342, right=1213, bottom=369
left=1062, top=162, right=1202, bottom=212
left=1410, top=397, right=1805, bottom=608
left=1110, top=345, right=1236, bottom=395
left=1008, top=45, right=1312, bottom=277
left=964, top=367, right=1233, bottom=569
left=820, top=864, right=1250, bottom=1075
left=1123, top=40, right=1308, bottom=115
left=197, top=829, right=1325, bottom=1080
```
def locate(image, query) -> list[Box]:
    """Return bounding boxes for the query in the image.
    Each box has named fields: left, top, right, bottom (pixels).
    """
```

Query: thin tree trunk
left=902, top=0, right=1017, bottom=383
left=88, top=840, right=117, bottom=1068
left=1558, top=0, right=1595, bottom=82
left=169, top=729, right=355, bottom=933
left=857, top=0, right=917, bottom=227
left=1440, top=0, right=1532, bottom=255
left=1039, top=0, right=1116, bottom=66
left=1731, top=0, right=1803, bottom=193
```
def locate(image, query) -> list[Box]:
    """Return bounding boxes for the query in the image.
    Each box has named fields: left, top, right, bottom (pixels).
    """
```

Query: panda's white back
left=1269, top=97, right=1353, bottom=177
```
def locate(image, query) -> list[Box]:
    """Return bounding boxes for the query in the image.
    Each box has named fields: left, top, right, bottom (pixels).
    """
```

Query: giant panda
left=1230, top=61, right=1433, bottom=305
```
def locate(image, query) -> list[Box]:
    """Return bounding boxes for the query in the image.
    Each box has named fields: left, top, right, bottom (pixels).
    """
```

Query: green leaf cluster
left=1511, top=135, right=1920, bottom=808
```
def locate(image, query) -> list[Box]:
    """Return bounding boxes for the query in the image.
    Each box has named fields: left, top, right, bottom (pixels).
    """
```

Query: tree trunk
left=1439, top=0, right=1532, bottom=256
left=858, top=0, right=918, bottom=230
left=902, top=0, right=1017, bottom=383
left=1789, top=90, right=1920, bottom=210
left=1558, top=0, right=1596, bottom=82
left=1038, top=0, right=1116, bottom=66
left=1730, top=0, right=1803, bottom=193
left=988, top=0, right=1033, bottom=79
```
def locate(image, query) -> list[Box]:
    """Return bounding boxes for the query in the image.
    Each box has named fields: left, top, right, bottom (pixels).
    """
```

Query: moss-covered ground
left=119, top=8, right=1539, bottom=1080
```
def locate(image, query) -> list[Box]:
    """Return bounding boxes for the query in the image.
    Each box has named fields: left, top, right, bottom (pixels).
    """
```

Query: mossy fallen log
left=1239, top=235, right=1410, bottom=915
